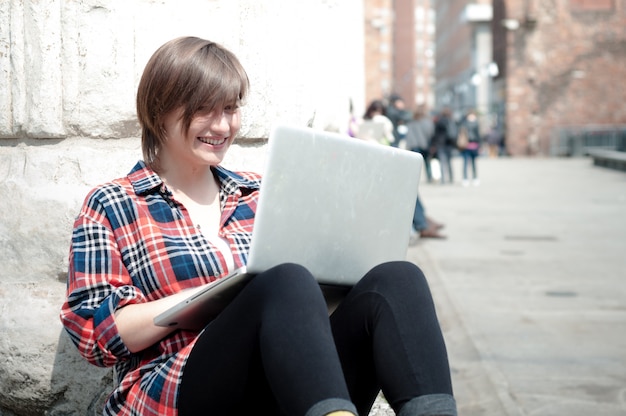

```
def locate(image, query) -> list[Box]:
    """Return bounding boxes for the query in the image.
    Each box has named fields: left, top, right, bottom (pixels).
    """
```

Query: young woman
left=60, top=37, right=457, bottom=416
left=459, top=110, right=482, bottom=187
left=357, top=99, right=394, bottom=145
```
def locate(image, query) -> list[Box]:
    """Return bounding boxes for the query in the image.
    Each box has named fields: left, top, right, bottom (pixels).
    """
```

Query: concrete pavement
left=406, top=157, right=626, bottom=415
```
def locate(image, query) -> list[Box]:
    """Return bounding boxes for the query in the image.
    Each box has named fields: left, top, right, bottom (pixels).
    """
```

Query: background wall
left=500, top=0, right=626, bottom=155
left=0, top=1, right=365, bottom=414
left=0, top=0, right=366, bottom=139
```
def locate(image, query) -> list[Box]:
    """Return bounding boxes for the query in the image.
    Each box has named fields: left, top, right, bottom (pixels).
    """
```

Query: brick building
left=493, top=0, right=626, bottom=155
left=433, top=0, right=626, bottom=156
left=363, top=0, right=436, bottom=112
left=392, top=0, right=437, bottom=111
left=363, top=0, right=394, bottom=107
left=433, top=0, right=494, bottom=132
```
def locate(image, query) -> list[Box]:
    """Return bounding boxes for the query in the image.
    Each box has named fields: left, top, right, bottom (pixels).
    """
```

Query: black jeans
left=414, top=147, right=433, bottom=183
left=179, top=261, right=453, bottom=416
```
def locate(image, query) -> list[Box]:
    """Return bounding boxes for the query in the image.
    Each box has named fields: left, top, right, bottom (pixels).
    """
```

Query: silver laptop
left=154, top=124, right=423, bottom=329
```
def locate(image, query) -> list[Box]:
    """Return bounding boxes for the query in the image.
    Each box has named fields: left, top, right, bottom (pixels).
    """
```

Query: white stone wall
left=0, top=0, right=365, bottom=139
left=0, top=1, right=365, bottom=414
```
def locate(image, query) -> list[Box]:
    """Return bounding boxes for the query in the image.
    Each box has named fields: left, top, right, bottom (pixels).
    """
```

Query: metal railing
left=550, top=125, right=626, bottom=156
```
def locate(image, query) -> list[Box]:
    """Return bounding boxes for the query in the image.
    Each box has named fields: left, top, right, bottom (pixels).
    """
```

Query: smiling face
left=136, top=37, right=249, bottom=172
left=161, top=104, right=241, bottom=170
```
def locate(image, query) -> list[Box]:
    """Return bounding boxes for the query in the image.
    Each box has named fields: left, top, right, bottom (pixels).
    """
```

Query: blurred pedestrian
left=355, top=99, right=394, bottom=145
left=458, top=109, right=482, bottom=186
left=385, top=95, right=412, bottom=147
left=485, top=123, right=503, bottom=158
left=431, top=107, right=456, bottom=184
left=405, top=104, right=434, bottom=183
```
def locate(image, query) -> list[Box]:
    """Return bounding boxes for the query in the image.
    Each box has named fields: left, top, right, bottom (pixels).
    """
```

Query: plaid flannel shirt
left=60, top=160, right=261, bottom=415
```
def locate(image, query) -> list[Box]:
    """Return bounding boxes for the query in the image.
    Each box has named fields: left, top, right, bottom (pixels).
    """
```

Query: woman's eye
left=197, top=106, right=212, bottom=115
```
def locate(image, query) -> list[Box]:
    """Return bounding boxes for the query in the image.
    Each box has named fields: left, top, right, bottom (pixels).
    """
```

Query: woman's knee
left=358, top=261, right=431, bottom=300
left=365, top=261, right=426, bottom=285
left=252, top=262, right=321, bottom=300
left=232, top=263, right=327, bottom=326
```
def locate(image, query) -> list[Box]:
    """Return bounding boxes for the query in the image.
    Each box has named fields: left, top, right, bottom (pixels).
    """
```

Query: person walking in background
left=431, top=107, right=456, bottom=184
left=458, top=109, right=482, bottom=186
left=385, top=95, right=412, bottom=147
left=356, top=99, right=394, bottom=146
left=405, top=104, right=434, bottom=183
left=485, top=122, right=503, bottom=158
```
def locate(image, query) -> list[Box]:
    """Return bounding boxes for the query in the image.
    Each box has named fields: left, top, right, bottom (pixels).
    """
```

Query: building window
left=381, top=79, right=390, bottom=92
left=415, top=6, right=425, bottom=21
left=569, top=0, right=613, bottom=11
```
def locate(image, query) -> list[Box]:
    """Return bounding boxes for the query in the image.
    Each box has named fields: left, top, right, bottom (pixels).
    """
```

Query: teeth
left=198, top=137, right=226, bottom=145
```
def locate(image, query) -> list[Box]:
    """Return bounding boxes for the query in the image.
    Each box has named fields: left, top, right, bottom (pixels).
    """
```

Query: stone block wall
left=0, top=138, right=266, bottom=415
left=0, top=0, right=366, bottom=140
left=0, top=1, right=365, bottom=414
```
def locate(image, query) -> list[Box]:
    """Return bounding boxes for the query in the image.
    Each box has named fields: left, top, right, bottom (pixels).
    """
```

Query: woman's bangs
left=193, top=53, right=248, bottom=114
left=214, top=70, right=247, bottom=109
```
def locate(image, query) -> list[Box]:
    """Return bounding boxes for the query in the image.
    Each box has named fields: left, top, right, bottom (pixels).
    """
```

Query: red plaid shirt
left=60, top=161, right=261, bottom=415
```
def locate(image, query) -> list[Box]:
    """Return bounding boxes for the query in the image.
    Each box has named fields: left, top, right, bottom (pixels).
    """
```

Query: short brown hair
left=136, top=37, right=249, bottom=170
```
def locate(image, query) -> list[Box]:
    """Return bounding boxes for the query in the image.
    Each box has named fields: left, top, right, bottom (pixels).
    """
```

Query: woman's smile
left=197, top=136, right=228, bottom=146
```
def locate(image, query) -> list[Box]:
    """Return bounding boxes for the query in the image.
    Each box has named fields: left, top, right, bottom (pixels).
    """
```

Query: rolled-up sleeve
left=61, top=190, right=146, bottom=368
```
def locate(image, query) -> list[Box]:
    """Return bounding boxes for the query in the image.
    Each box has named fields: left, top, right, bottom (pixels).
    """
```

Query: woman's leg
left=471, top=150, right=478, bottom=179
left=330, top=261, right=456, bottom=416
left=436, top=148, right=449, bottom=184
left=411, top=195, right=428, bottom=232
left=444, top=145, right=454, bottom=183
left=418, top=148, right=432, bottom=182
left=179, top=263, right=356, bottom=416
left=461, top=150, right=469, bottom=180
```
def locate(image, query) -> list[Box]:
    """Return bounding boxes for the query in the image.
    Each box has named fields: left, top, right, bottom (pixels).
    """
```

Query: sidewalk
left=407, top=157, right=626, bottom=415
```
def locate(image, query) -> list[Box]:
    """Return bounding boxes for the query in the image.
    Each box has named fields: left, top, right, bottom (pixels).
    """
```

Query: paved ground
left=404, top=156, right=626, bottom=415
